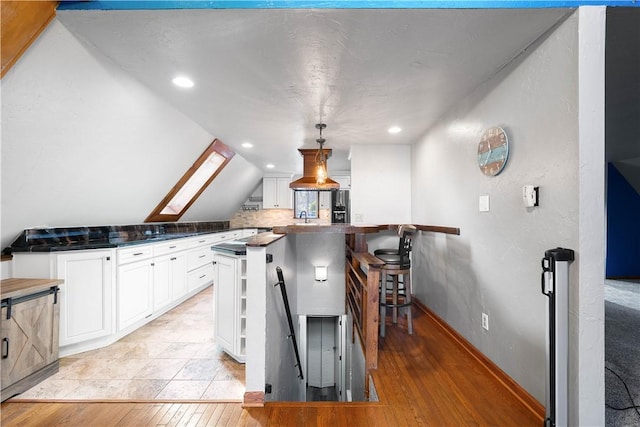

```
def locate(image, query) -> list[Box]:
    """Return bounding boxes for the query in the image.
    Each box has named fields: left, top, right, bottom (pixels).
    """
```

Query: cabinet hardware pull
left=133, top=252, right=143, bottom=256
left=169, top=246, right=176, bottom=249
left=151, top=263, right=155, bottom=266
left=2, top=338, right=8, bottom=359
left=106, top=256, right=111, bottom=261
left=199, top=274, right=206, bottom=279
left=199, top=255, right=206, bottom=259
left=171, top=257, right=176, bottom=261
left=212, top=261, right=217, bottom=265
left=198, top=240, right=206, bottom=243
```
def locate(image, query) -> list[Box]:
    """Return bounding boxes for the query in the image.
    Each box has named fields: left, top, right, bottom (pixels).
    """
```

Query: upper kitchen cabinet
left=263, top=176, right=292, bottom=209
left=333, top=175, right=351, bottom=189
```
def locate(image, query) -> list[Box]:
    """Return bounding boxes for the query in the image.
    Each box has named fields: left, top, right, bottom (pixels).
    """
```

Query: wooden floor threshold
left=7, top=398, right=243, bottom=404
left=413, top=297, right=545, bottom=422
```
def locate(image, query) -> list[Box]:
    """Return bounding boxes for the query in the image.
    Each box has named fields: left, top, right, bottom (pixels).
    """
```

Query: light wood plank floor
left=1, top=304, right=541, bottom=426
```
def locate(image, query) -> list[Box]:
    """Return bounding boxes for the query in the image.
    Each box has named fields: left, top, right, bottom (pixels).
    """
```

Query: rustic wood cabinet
left=1, top=279, right=62, bottom=401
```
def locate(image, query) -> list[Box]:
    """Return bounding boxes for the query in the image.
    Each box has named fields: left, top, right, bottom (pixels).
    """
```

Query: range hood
left=289, top=148, right=340, bottom=190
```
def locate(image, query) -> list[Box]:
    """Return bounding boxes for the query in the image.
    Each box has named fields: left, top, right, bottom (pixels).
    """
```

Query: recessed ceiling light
left=266, top=164, right=275, bottom=169
left=388, top=126, right=402, bottom=134
left=172, top=76, right=194, bottom=88
left=242, top=142, right=254, bottom=148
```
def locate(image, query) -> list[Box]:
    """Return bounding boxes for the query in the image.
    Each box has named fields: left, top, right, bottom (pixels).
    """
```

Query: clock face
left=477, top=126, right=509, bottom=176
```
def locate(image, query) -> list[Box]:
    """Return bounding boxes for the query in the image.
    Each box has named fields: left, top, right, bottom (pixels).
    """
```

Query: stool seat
left=374, top=248, right=398, bottom=256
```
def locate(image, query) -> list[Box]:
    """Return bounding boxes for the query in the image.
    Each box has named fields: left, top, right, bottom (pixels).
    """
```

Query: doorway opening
left=299, top=315, right=348, bottom=402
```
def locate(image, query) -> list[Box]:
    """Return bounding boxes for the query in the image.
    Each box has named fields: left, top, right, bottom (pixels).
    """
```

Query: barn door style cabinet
left=1, top=278, right=62, bottom=401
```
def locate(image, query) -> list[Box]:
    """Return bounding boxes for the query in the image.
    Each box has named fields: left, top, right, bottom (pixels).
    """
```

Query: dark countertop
left=210, top=232, right=285, bottom=256
left=7, top=222, right=271, bottom=253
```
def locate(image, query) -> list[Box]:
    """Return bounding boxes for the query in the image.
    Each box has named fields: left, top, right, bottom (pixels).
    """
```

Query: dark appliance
left=331, top=190, right=350, bottom=224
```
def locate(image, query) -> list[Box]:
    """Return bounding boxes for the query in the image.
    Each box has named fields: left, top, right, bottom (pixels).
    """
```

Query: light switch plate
left=479, top=195, right=490, bottom=212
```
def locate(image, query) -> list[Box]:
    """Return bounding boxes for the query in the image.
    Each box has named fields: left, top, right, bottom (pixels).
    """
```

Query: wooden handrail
left=345, top=242, right=383, bottom=400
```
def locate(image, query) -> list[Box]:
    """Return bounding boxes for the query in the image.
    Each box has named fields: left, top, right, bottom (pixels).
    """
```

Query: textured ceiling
left=57, top=8, right=570, bottom=175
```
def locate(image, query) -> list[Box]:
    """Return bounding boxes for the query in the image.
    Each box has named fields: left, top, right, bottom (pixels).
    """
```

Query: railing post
left=364, top=264, right=380, bottom=400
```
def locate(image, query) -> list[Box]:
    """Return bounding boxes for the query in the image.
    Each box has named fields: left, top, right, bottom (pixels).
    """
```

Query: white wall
left=350, top=145, right=411, bottom=224
left=1, top=19, right=262, bottom=249
left=576, top=7, right=606, bottom=425
left=411, top=11, right=579, bottom=410
left=295, top=234, right=345, bottom=315
left=259, top=237, right=303, bottom=401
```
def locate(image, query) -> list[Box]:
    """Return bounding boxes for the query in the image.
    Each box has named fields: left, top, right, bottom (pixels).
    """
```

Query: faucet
left=299, top=210, right=309, bottom=224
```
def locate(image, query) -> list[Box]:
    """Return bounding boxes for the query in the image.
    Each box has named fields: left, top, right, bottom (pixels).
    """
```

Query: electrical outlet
left=482, top=313, right=489, bottom=331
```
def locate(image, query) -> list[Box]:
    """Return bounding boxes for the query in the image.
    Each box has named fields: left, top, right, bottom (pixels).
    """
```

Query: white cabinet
left=213, top=252, right=246, bottom=362
left=186, top=245, right=215, bottom=291
left=12, top=249, right=115, bottom=349
left=153, top=241, right=187, bottom=310
left=333, top=175, right=351, bottom=189
left=263, top=177, right=292, bottom=209
left=117, top=245, right=153, bottom=331
left=56, top=251, right=114, bottom=346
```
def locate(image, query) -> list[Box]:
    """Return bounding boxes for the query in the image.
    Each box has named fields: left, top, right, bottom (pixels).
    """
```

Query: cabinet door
left=171, top=253, right=187, bottom=300
left=56, top=251, right=113, bottom=346
left=153, top=256, right=172, bottom=311
left=214, top=255, right=237, bottom=353
left=117, top=261, right=153, bottom=331
left=1, top=293, right=59, bottom=389
left=333, top=175, right=351, bottom=189
left=263, top=177, right=291, bottom=209
left=262, top=177, right=278, bottom=208
left=276, top=178, right=292, bottom=209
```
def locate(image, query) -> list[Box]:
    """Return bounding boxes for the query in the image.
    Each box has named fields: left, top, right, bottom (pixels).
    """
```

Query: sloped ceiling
left=56, top=8, right=571, bottom=175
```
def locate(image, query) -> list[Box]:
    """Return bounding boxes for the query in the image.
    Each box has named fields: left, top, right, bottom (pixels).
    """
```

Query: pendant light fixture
left=315, top=123, right=328, bottom=185
left=289, top=123, right=339, bottom=190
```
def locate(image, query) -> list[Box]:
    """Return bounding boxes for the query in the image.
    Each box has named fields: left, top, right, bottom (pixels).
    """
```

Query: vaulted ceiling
left=56, top=7, right=571, bottom=175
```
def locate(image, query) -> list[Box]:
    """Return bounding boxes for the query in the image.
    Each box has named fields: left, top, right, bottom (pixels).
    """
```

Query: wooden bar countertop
left=271, top=224, right=381, bottom=234
left=1, top=278, right=63, bottom=300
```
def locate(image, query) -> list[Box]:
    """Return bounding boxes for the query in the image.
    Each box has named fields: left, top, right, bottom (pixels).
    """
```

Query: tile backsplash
left=229, top=208, right=331, bottom=229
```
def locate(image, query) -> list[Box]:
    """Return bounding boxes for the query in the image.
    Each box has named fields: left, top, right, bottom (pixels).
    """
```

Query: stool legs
left=379, top=268, right=413, bottom=337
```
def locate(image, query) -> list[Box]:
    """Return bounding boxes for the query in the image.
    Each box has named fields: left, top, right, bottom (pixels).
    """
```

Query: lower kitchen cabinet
left=153, top=252, right=187, bottom=311
left=13, top=250, right=115, bottom=349
left=117, top=258, right=153, bottom=332
left=213, top=252, right=246, bottom=362
left=56, top=251, right=114, bottom=346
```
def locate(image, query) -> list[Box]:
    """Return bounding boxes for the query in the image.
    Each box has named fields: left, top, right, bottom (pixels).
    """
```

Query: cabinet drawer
left=187, top=234, right=217, bottom=249
left=154, top=240, right=188, bottom=256
left=187, top=264, right=214, bottom=290
left=187, top=247, right=214, bottom=270
left=118, top=245, right=153, bottom=264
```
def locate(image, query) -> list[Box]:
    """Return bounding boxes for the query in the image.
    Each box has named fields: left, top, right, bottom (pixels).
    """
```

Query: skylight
left=145, top=139, right=235, bottom=222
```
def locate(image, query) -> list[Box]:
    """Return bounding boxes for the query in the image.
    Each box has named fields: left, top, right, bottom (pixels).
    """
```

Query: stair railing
left=275, top=266, right=304, bottom=380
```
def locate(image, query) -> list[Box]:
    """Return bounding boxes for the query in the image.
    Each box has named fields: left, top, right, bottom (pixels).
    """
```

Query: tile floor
left=13, top=286, right=245, bottom=401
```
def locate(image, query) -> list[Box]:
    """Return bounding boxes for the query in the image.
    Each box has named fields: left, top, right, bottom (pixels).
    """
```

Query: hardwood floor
left=1, top=304, right=541, bottom=426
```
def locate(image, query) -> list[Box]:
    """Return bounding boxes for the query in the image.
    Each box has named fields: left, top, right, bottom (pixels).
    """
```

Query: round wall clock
left=477, top=126, right=509, bottom=176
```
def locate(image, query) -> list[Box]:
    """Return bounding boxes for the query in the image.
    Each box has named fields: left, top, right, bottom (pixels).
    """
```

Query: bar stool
left=376, top=225, right=416, bottom=337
